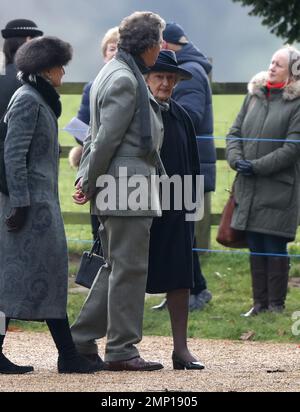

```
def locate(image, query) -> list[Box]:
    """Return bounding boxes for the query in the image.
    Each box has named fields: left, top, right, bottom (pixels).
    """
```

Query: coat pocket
left=257, top=173, right=294, bottom=210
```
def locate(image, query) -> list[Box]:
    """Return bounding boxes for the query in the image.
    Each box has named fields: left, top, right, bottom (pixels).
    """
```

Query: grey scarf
left=116, top=49, right=153, bottom=152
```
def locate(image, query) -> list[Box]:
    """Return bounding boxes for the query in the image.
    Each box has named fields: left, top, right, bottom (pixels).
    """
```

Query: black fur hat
left=15, top=36, right=73, bottom=74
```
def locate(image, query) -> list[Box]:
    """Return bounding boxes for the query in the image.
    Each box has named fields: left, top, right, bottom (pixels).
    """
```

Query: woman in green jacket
left=226, top=46, right=300, bottom=316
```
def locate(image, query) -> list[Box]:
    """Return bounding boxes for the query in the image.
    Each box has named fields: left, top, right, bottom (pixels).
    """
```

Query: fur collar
left=247, top=71, right=300, bottom=101
left=21, top=74, right=62, bottom=118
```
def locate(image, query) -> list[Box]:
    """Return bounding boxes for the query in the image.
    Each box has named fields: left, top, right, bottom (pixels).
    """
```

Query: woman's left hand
left=236, top=160, right=254, bottom=176
left=5, top=207, right=29, bottom=232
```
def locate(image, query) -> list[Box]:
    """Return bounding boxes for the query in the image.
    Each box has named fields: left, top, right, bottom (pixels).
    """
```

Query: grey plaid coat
left=0, top=84, right=68, bottom=320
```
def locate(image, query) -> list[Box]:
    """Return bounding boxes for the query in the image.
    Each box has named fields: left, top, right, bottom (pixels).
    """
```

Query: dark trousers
left=1, top=317, right=77, bottom=358
left=246, top=231, right=289, bottom=255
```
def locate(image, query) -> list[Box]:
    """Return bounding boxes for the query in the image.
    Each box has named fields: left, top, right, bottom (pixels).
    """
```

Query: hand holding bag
left=216, top=185, right=248, bottom=248
left=75, top=236, right=105, bottom=289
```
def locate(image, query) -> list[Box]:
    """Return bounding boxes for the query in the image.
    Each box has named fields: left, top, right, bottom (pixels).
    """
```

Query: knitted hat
left=163, top=22, right=189, bottom=45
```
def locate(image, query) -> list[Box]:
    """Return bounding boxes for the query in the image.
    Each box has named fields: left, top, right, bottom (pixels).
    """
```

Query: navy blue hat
left=163, top=22, right=189, bottom=45
left=149, top=50, right=192, bottom=80
left=1, top=19, right=43, bottom=39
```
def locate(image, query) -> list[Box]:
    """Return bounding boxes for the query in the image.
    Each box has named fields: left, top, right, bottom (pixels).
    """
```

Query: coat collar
left=248, top=71, right=300, bottom=101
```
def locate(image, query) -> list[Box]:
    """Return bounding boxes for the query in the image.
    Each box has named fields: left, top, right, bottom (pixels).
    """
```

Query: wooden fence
left=59, top=82, right=247, bottom=225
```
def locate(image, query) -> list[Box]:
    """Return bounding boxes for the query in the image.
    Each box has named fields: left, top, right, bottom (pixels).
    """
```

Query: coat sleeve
left=251, top=107, right=300, bottom=175
left=75, top=127, right=92, bottom=187
left=225, top=95, right=251, bottom=170
left=82, top=75, right=136, bottom=195
left=4, top=94, right=39, bottom=207
left=77, top=82, right=92, bottom=125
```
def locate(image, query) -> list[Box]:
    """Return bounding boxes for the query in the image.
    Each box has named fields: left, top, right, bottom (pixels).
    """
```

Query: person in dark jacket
left=146, top=50, right=205, bottom=370
left=0, top=19, right=43, bottom=194
left=0, top=36, right=102, bottom=374
left=226, top=46, right=300, bottom=316
left=157, top=22, right=214, bottom=310
left=68, top=26, right=119, bottom=240
left=0, top=19, right=43, bottom=120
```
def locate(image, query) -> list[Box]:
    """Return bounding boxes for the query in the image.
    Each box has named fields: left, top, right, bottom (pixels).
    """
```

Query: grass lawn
left=11, top=93, right=300, bottom=342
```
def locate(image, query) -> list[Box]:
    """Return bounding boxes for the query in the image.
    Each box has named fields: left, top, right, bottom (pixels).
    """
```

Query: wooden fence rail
left=60, top=82, right=246, bottom=226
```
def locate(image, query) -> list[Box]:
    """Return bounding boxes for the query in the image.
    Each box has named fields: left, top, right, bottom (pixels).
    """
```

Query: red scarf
left=266, top=81, right=286, bottom=97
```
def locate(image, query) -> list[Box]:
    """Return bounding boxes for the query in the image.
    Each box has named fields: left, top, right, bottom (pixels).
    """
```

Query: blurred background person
left=0, top=19, right=43, bottom=194
left=226, top=46, right=300, bottom=316
left=146, top=50, right=205, bottom=370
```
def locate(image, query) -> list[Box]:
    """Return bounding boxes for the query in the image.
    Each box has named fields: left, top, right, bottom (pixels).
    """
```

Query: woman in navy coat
left=146, top=51, right=205, bottom=370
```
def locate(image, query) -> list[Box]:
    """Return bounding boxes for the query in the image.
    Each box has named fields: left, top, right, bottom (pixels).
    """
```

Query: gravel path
left=0, top=332, right=299, bottom=392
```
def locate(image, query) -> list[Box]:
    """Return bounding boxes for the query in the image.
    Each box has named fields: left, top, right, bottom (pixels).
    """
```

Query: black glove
left=5, top=207, right=29, bottom=232
left=235, top=160, right=254, bottom=176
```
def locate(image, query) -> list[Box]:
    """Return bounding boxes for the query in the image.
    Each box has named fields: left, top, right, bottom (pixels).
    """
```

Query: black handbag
left=75, top=236, right=105, bottom=289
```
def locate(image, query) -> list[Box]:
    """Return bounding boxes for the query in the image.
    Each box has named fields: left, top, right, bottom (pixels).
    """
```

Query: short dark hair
left=3, top=37, right=27, bottom=65
left=118, top=11, right=165, bottom=55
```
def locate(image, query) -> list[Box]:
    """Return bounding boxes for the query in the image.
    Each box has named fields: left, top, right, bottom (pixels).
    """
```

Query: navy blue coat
left=146, top=99, right=200, bottom=293
left=77, top=81, right=92, bottom=127
left=173, top=43, right=216, bottom=192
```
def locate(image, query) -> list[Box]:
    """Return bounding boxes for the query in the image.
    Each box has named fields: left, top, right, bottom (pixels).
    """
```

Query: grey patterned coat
left=0, top=84, right=68, bottom=320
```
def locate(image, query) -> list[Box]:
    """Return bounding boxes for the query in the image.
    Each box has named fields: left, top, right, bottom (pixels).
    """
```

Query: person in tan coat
left=71, top=12, right=166, bottom=371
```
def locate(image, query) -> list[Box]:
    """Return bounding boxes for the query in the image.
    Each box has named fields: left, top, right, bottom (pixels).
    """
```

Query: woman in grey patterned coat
left=0, top=36, right=102, bottom=374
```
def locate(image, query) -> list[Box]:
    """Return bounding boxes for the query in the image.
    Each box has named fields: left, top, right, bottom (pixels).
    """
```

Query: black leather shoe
left=104, top=356, right=164, bottom=371
left=151, top=298, right=167, bottom=310
left=172, top=352, right=205, bottom=370
left=58, top=353, right=104, bottom=374
left=81, top=353, right=104, bottom=369
left=0, top=354, right=34, bottom=374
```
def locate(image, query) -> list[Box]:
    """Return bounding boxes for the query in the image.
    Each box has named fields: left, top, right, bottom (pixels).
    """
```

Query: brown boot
left=242, top=255, right=268, bottom=317
left=268, top=256, right=289, bottom=313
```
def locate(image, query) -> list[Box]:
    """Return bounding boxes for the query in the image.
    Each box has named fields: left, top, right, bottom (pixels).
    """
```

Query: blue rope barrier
left=196, top=136, right=300, bottom=143
left=193, top=248, right=300, bottom=258
left=60, top=132, right=300, bottom=144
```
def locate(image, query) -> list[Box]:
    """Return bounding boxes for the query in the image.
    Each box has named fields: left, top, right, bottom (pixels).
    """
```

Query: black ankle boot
left=0, top=353, right=34, bottom=375
left=57, top=353, right=104, bottom=374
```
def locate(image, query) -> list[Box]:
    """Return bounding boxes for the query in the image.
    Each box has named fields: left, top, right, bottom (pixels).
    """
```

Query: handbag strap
left=89, top=234, right=102, bottom=256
